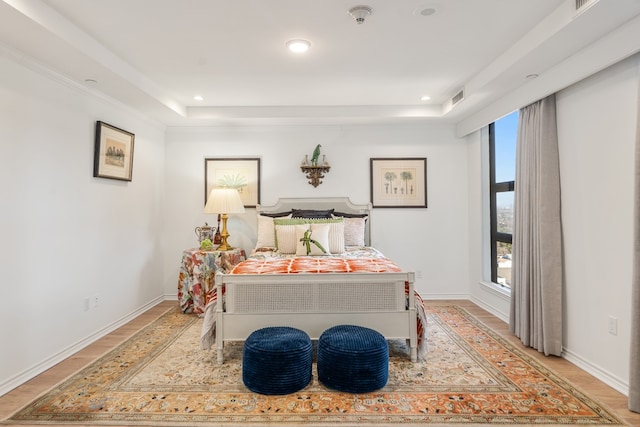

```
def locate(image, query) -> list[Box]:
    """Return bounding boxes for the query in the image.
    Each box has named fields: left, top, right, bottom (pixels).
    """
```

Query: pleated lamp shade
left=204, top=188, right=245, bottom=215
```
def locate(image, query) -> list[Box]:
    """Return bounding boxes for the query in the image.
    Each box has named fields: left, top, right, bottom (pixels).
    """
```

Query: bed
left=200, top=197, right=427, bottom=364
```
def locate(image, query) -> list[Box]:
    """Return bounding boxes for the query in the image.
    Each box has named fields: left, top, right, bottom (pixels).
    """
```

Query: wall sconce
left=300, top=154, right=330, bottom=187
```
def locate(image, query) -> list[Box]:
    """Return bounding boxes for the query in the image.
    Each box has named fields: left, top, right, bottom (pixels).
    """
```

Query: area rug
left=4, top=306, right=624, bottom=426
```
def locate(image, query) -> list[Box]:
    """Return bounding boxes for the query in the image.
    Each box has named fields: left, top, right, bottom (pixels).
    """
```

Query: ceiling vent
left=451, top=88, right=465, bottom=107
left=573, top=0, right=599, bottom=17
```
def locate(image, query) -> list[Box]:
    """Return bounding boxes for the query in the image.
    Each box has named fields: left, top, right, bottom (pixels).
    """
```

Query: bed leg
left=406, top=339, right=418, bottom=362
left=410, top=347, right=417, bottom=363
left=407, top=277, right=418, bottom=362
left=215, top=277, right=224, bottom=364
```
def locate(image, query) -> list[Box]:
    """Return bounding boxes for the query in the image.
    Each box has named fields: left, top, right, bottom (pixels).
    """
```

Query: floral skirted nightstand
left=177, top=247, right=246, bottom=315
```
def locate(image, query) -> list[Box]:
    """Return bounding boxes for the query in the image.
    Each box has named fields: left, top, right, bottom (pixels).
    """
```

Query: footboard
left=215, top=271, right=417, bottom=363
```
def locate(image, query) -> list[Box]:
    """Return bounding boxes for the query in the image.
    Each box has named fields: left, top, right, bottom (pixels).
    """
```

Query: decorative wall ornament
left=301, top=165, right=331, bottom=187
left=301, top=146, right=330, bottom=187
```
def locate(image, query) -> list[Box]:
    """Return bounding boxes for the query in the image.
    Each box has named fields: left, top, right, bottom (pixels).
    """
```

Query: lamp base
left=217, top=214, right=233, bottom=251
left=217, top=242, right=234, bottom=251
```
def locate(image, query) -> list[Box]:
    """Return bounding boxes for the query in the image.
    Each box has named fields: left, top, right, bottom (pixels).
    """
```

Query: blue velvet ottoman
left=317, top=325, right=389, bottom=393
left=242, top=326, right=312, bottom=395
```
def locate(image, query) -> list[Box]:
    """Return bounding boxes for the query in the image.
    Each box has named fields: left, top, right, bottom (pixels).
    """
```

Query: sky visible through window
left=494, top=111, right=518, bottom=207
left=493, top=110, right=517, bottom=289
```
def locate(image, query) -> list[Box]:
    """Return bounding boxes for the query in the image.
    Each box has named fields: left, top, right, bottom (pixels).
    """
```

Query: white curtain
left=509, top=94, right=563, bottom=356
left=629, top=73, right=640, bottom=413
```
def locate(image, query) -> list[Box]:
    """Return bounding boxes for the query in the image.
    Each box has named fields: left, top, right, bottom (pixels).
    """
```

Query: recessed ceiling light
left=286, top=39, right=311, bottom=53
left=526, top=73, right=539, bottom=80
left=420, top=95, right=431, bottom=101
left=194, top=95, right=204, bottom=101
left=84, top=78, right=97, bottom=85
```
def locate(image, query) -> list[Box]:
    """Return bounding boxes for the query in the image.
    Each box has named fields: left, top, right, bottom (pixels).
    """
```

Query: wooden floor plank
left=1, top=300, right=639, bottom=426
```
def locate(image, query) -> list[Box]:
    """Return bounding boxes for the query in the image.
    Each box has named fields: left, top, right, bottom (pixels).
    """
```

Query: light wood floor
left=1, top=300, right=639, bottom=427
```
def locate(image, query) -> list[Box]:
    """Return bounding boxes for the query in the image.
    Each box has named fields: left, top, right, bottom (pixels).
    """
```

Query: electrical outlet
left=416, top=270, right=423, bottom=279
left=608, top=316, right=618, bottom=335
left=93, top=295, right=99, bottom=309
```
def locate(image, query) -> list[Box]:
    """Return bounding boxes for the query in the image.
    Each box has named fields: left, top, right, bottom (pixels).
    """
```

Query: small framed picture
left=205, top=157, right=261, bottom=208
left=370, top=157, right=427, bottom=208
left=93, top=121, right=135, bottom=181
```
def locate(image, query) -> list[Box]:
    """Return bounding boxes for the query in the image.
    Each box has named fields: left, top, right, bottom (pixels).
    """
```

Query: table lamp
left=204, top=188, right=245, bottom=250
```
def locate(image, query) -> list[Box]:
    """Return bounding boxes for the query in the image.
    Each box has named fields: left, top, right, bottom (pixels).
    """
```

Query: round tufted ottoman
left=242, top=326, right=312, bottom=395
left=317, top=325, right=389, bottom=393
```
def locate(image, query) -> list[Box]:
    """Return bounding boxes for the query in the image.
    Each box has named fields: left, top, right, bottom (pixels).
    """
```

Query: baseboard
left=420, top=293, right=470, bottom=300
left=417, top=290, right=509, bottom=323
left=463, top=281, right=510, bottom=323
left=562, top=348, right=629, bottom=396
left=470, top=295, right=629, bottom=396
left=0, top=296, right=164, bottom=397
left=467, top=293, right=627, bottom=395
left=423, top=291, right=630, bottom=398
left=469, top=295, right=509, bottom=323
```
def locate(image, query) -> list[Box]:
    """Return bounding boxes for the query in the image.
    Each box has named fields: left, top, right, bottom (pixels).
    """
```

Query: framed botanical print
left=205, top=157, right=261, bottom=208
left=93, top=121, right=135, bottom=181
left=370, top=157, right=427, bottom=208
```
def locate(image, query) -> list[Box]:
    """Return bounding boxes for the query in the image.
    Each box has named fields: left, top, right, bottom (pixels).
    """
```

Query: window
left=489, top=111, right=517, bottom=289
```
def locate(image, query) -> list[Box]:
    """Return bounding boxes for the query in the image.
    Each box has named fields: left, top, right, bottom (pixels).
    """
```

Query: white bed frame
left=214, top=197, right=417, bottom=363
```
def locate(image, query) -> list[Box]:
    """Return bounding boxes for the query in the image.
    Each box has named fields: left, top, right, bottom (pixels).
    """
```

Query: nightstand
left=177, top=247, right=246, bottom=315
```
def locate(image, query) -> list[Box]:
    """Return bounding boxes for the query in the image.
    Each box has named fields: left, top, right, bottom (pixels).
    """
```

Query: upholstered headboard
left=256, top=197, right=372, bottom=246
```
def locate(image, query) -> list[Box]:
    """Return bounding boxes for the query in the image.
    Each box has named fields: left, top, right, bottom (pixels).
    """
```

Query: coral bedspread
left=230, top=255, right=404, bottom=274
left=200, top=248, right=427, bottom=359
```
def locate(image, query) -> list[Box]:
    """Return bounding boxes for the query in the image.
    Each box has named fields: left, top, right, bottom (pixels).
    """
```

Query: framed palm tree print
left=370, top=158, right=427, bottom=208
left=204, top=157, right=261, bottom=208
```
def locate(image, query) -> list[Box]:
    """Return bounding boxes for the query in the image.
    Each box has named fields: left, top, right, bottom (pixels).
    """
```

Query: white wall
left=556, top=54, right=639, bottom=392
left=467, top=53, right=639, bottom=394
left=0, top=49, right=166, bottom=394
left=163, top=123, right=470, bottom=299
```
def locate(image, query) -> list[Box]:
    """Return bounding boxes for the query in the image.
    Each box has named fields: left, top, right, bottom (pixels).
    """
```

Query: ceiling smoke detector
left=349, top=5, right=372, bottom=24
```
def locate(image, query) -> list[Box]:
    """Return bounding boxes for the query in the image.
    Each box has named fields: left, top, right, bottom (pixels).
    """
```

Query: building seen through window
left=489, top=111, right=517, bottom=288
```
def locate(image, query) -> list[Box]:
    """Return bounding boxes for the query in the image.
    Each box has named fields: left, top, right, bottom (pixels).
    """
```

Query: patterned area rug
left=5, top=306, right=623, bottom=426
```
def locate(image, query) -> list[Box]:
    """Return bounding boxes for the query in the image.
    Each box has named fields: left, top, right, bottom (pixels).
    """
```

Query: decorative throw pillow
left=343, top=217, right=366, bottom=246
left=333, top=211, right=368, bottom=218
left=295, top=224, right=331, bottom=255
left=327, top=221, right=345, bottom=254
left=259, top=210, right=292, bottom=218
left=274, top=224, right=297, bottom=254
left=256, top=213, right=291, bottom=249
left=274, top=218, right=344, bottom=254
left=291, top=208, right=335, bottom=219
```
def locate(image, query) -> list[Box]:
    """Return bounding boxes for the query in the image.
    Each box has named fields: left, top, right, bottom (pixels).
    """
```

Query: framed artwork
left=93, top=121, right=135, bottom=181
left=370, top=157, right=427, bottom=208
left=205, top=157, right=261, bottom=208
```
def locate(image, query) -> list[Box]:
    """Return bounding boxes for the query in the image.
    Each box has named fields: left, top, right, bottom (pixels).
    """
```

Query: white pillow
left=327, top=221, right=345, bottom=254
left=274, top=218, right=344, bottom=254
left=343, top=217, right=366, bottom=246
left=295, top=224, right=331, bottom=255
left=255, top=214, right=291, bottom=249
left=274, top=223, right=297, bottom=254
